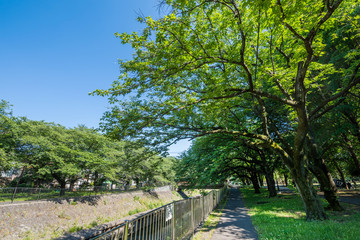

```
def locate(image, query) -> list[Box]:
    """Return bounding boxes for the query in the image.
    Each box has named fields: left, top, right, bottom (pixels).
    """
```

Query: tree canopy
left=0, top=100, right=175, bottom=191
left=94, top=0, right=360, bottom=220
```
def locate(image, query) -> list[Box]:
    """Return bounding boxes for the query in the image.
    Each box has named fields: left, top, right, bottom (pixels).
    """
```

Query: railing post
left=38, top=188, right=41, bottom=200
left=191, top=198, right=195, bottom=237
left=212, top=191, right=214, bottom=209
left=124, top=220, right=129, bottom=240
left=202, top=195, right=204, bottom=222
left=172, top=202, right=175, bottom=240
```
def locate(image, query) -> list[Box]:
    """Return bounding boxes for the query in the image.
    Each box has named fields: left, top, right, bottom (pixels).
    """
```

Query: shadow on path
left=277, top=186, right=360, bottom=206
left=318, top=191, right=360, bottom=206
left=211, top=188, right=258, bottom=240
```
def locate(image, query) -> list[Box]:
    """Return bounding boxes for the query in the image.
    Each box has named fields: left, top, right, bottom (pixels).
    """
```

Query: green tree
left=176, top=135, right=279, bottom=196
left=117, top=142, right=175, bottom=187
left=94, top=0, right=359, bottom=220
left=0, top=100, right=17, bottom=173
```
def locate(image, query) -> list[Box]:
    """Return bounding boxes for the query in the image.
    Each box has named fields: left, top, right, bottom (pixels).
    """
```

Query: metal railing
left=89, top=187, right=227, bottom=240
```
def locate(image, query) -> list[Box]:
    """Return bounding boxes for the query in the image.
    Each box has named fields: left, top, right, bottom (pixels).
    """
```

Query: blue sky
left=0, top=0, right=190, bottom=156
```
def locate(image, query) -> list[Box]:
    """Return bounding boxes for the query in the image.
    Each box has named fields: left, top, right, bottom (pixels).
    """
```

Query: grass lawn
left=241, top=187, right=360, bottom=240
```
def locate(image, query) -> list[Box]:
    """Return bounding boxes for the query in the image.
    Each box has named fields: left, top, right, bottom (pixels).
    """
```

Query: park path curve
left=211, top=188, right=258, bottom=240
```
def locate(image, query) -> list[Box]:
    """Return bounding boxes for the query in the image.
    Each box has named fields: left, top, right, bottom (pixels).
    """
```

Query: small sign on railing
left=166, top=203, right=173, bottom=221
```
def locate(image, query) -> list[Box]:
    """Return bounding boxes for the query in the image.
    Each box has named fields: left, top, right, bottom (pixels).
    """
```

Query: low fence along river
left=90, top=187, right=227, bottom=240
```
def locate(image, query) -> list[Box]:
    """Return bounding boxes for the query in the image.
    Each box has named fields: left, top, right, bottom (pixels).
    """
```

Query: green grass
left=128, top=207, right=144, bottom=215
left=241, top=187, right=360, bottom=240
left=68, top=224, right=83, bottom=233
left=193, top=190, right=229, bottom=240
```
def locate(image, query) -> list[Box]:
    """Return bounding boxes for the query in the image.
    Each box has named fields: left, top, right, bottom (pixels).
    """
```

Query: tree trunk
left=250, top=171, right=261, bottom=194
left=287, top=68, right=328, bottom=219
left=291, top=168, right=328, bottom=220
left=241, top=179, right=246, bottom=186
left=94, top=172, right=99, bottom=192
left=135, top=177, right=141, bottom=189
left=11, top=166, right=25, bottom=203
left=125, top=180, right=130, bottom=190
left=352, top=177, right=357, bottom=189
left=258, top=175, right=264, bottom=187
left=257, top=149, right=277, bottom=197
left=335, top=162, right=348, bottom=190
left=284, top=173, right=288, bottom=187
left=59, top=181, right=66, bottom=196
left=265, top=171, right=277, bottom=197
left=306, top=133, right=344, bottom=211
left=343, top=134, right=360, bottom=176
left=310, top=159, right=343, bottom=211
left=282, top=157, right=329, bottom=220
left=284, top=131, right=328, bottom=219
left=342, top=111, right=360, bottom=144
left=274, top=172, right=280, bottom=191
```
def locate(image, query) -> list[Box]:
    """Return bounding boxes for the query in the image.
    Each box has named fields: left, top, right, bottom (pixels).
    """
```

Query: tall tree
left=0, top=100, right=17, bottom=173
left=94, top=0, right=359, bottom=220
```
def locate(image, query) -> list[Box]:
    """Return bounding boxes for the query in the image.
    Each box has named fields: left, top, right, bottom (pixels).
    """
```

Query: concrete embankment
left=0, top=186, right=177, bottom=240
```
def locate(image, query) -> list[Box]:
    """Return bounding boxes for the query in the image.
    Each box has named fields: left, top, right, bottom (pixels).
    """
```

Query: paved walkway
left=275, top=185, right=360, bottom=206
left=318, top=191, right=360, bottom=206
left=337, top=193, right=360, bottom=206
left=211, top=188, right=258, bottom=240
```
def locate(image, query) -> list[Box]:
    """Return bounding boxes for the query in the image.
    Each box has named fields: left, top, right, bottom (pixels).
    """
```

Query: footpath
left=318, top=190, right=360, bottom=206
left=211, top=188, right=258, bottom=240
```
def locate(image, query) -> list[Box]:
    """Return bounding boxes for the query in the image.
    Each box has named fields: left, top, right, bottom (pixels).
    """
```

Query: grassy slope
left=9, top=190, right=183, bottom=240
left=241, top=188, right=360, bottom=240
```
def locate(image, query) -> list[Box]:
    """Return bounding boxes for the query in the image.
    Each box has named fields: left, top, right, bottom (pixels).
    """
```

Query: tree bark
left=258, top=150, right=277, bottom=197
left=307, top=136, right=344, bottom=211
left=52, top=174, right=67, bottom=196
left=335, top=162, right=348, bottom=190
left=135, top=177, right=141, bottom=189
left=241, top=179, right=246, bottom=186
left=285, top=99, right=329, bottom=219
left=250, top=171, right=261, bottom=194
left=343, top=134, right=360, bottom=176
left=265, top=171, right=277, bottom=197
left=11, top=166, right=25, bottom=203
left=258, top=174, right=264, bottom=186
left=284, top=173, right=288, bottom=187
left=59, top=181, right=66, bottom=196
left=342, top=111, right=360, bottom=143
left=291, top=168, right=328, bottom=220
left=94, top=171, right=99, bottom=192
left=310, top=161, right=343, bottom=211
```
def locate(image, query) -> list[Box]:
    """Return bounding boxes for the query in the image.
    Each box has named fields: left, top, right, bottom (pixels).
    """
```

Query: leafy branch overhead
left=94, top=0, right=359, bottom=146
left=94, top=0, right=360, bottom=220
